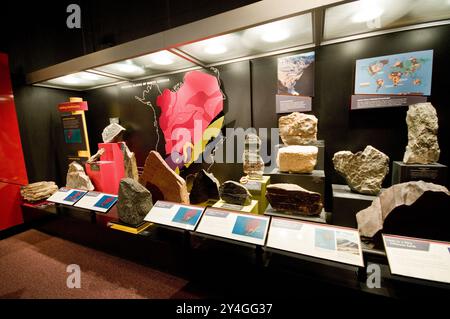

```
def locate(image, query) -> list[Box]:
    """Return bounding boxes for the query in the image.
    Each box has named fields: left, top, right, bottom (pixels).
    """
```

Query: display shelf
left=332, top=184, right=378, bottom=228
left=392, top=161, right=448, bottom=186
left=264, top=205, right=328, bottom=224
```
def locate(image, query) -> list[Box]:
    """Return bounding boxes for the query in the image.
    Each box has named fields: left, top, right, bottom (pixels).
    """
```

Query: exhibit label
left=276, top=94, right=312, bottom=113
left=383, top=234, right=450, bottom=284
left=196, top=208, right=270, bottom=246
left=74, top=191, right=118, bottom=213
left=144, top=201, right=204, bottom=231
left=267, top=218, right=364, bottom=267
left=47, top=187, right=87, bottom=206
left=350, top=94, right=427, bottom=110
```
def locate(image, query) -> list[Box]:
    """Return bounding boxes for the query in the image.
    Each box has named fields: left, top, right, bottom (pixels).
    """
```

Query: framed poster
left=277, top=51, right=315, bottom=97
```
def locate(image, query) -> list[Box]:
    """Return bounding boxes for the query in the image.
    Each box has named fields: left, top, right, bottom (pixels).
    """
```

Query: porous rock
left=102, top=123, right=126, bottom=143
left=277, top=145, right=318, bottom=173
left=118, top=178, right=153, bottom=226
left=279, top=112, right=318, bottom=145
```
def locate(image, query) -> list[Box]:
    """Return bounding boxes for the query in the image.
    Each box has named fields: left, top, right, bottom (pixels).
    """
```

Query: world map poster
left=354, top=50, right=433, bottom=95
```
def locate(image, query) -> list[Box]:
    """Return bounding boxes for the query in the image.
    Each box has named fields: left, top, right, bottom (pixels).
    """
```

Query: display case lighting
left=351, top=0, right=384, bottom=23
left=150, top=51, right=175, bottom=65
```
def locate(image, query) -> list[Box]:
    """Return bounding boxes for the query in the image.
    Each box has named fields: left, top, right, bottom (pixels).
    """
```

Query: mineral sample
left=121, top=143, right=139, bottom=181
left=86, top=148, right=105, bottom=164
left=117, top=178, right=153, bottom=226
left=333, top=145, right=389, bottom=195
left=20, top=181, right=58, bottom=202
left=243, top=133, right=265, bottom=179
left=139, top=151, right=189, bottom=204
left=219, top=181, right=252, bottom=206
left=102, top=123, right=126, bottom=143
left=189, top=169, right=220, bottom=204
left=277, top=145, right=318, bottom=173
left=66, top=161, right=94, bottom=191
left=279, top=112, right=318, bottom=145
left=403, top=102, right=440, bottom=164
left=356, top=181, right=450, bottom=238
left=266, top=183, right=323, bottom=216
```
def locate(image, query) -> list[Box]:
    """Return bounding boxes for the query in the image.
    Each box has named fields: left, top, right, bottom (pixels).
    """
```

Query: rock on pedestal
left=189, top=169, right=220, bottom=204
left=277, top=145, right=318, bottom=173
left=20, top=181, right=59, bottom=202
left=356, top=181, right=450, bottom=238
left=266, top=183, right=323, bottom=216
left=219, top=181, right=252, bottom=206
left=66, top=161, right=94, bottom=191
left=118, top=178, right=153, bottom=226
left=333, top=145, right=389, bottom=195
left=102, top=123, right=126, bottom=143
left=279, top=112, right=318, bottom=145
left=403, top=102, right=440, bottom=164
left=139, top=151, right=189, bottom=204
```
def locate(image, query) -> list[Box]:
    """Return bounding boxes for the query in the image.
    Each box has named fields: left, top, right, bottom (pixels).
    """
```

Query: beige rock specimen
left=66, top=161, right=95, bottom=191
left=20, top=181, right=58, bottom=202
left=333, top=145, right=389, bottom=195
left=277, top=145, right=318, bottom=173
left=356, top=181, right=450, bottom=238
left=139, top=151, right=189, bottom=204
left=121, top=143, right=139, bottom=181
left=403, top=102, right=440, bottom=164
left=279, top=112, right=318, bottom=145
left=102, top=123, right=126, bottom=143
left=86, top=148, right=105, bottom=164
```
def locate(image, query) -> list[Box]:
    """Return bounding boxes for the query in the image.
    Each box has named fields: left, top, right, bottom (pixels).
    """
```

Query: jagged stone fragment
left=279, top=112, right=318, bottom=145
left=20, top=181, right=58, bottom=202
left=277, top=145, right=318, bottom=173
left=189, top=170, right=220, bottom=204
left=121, top=143, right=139, bottom=181
left=102, top=123, right=126, bottom=143
left=333, top=145, right=389, bottom=195
left=219, top=181, right=252, bottom=206
left=403, top=102, right=440, bottom=164
left=117, top=178, right=153, bottom=226
left=66, top=161, right=94, bottom=191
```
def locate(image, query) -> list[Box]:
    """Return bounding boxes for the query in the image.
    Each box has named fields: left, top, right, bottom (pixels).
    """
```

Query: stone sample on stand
left=102, top=123, right=126, bottom=143
left=356, top=181, right=450, bottom=238
left=117, top=178, right=153, bottom=226
left=279, top=112, right=318, bottom=145
left=86, top=148, right=105, bottom=164
left=121, top=143, right=139, bottom=181
left=243, top=133, right=264, bottom=179
left=219, top=181, right=252, bottom=206
left=139, top=151, right=189, bottom=204
left=333, top=145, right=389, bottom=195
left=403, top=102, right=440, bottom=164
left=66, top=161, right=94, bottom=191
left=20, top=181, right=58, bottom=202
left=189, top=169, right=220, bottom=204
left=266, top=183, right=323, bottom=216
left=277, top=145, right=318, bottom=173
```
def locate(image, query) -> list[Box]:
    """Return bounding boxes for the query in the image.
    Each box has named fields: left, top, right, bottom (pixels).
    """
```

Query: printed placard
left=383, top=234, right=450, bottom=284
left=144, top=200, right=204, bottom=231
left=267, top=218, right=364, bottom=267
left=47, top=188, right=87, bottom=206
left=74, top=192, right=118, bottom=213
left=196, top=208, right=270, bottom=246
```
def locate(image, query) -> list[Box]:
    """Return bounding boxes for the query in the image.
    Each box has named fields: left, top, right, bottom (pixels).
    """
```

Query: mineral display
left=102, top=123, right=126, bottom=143
left=189, top=169, right=220, bottom=204
left=277, top=145, right=318, bottom=173
left=20, top=181, right=58, bottom=202
left=66, top=161, right=94, bottom=191
left=279, top=112, right=318, bottom=145
left=117, top=178, right=153, bottom=226
left=219, top=181, right=252, bottom=206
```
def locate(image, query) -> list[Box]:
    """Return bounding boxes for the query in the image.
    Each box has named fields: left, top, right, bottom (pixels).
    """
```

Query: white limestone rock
left=279, top=112, right=318, bottom=145
left=66, top=161, right=94, bottom=191
left=102, top=123, right=126, bottom=143
left=277, top=145, right=318, bottom=173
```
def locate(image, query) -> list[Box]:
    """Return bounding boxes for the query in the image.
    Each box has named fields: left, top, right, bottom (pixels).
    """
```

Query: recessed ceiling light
left=151, top=51, right=174, bottom=65
left=79, top=72, right=100, bottom=81
left=254, top=21, right=291, bottom=43
left=351, top=0, right=384, bottom=23
left=61, top=75, right=81, bottom=85
left=115, top=61, right=145, bottom=75
left=204, top=43, right=227, bottom=55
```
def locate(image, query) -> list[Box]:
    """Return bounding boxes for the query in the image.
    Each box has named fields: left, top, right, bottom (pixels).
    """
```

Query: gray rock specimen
left=356, top=181, right=450, bottom=238
left=266, top=183, right=323, bottom=216
left=243, top=133, right=265, bottom=179
left=117, top=178, right=153, bottom=226
left=86, top=148, right=105, bottom=164
left=279, top=112, right=318, bottom=145
left=333, top=145, right=389, bottom=195
left=121, top=143, right=139, bottom=181
left=277, top=145, right=318, bottom=173
left=20, top=181, right=58, bottom=202
left=66, top=161, right=95, bottom=191
left=403, top=102, right=440, bottom=164
left=189, top=169, right=220, bottom=204
left=219, top=181, right=252, bottom=206
left=102, top=123, right=126, bottom=143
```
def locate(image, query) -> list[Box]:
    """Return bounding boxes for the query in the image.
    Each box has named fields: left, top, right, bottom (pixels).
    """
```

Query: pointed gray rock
left=118, top=178, right=153, bottom=226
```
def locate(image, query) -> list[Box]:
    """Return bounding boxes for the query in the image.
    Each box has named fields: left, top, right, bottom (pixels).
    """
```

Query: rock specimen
left=117, top=178, right=153, bottom=226
left=86, top=148, right=105, bottom=164
left=219, top=181, right=252, bottom=206
left=189, top=169, right=220, bottom=204
left=121, top=143, right=139, bottom=181
left=333, top=145, right=389, bottom=195
left=243, top=133, right=265, bottom=179
left=266, top=183, right=323, bottom=216
left=356, top=181, right=450, bottom=238
left=66, top=161, right=94, bottom=191
left=279, top=112, right=318, bottom=145
left=403, top=102, right=440, bottom=164
left=277, top=145, right=318, bottom=173
left=20, top=181, right=58, bottom=202
left=102, top=123, right=126, bottom=143
left=139, top=151, right=189, bottom=204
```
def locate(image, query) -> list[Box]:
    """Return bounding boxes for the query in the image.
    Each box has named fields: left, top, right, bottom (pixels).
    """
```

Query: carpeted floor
left=0, top=229, right=201, bottom=299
